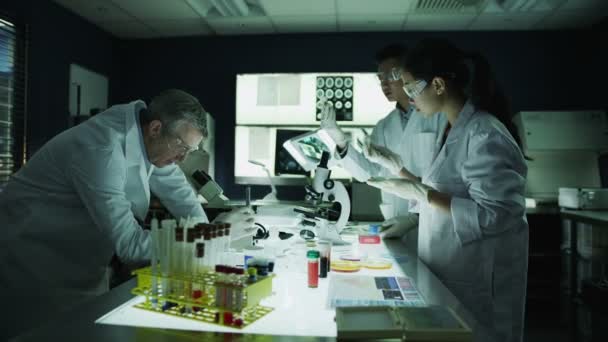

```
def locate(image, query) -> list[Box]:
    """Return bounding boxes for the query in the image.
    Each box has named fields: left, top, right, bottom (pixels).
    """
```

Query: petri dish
left=331, top=259, right=361, bottom=273
left=340, top=254, right=361, bottom=261
left=362, top=258, right=393, bottom=270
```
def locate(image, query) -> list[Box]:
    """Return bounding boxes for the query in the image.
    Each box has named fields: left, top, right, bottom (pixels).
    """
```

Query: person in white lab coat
left=0, top=89, right=251, bottom=339
left=368, top=39, right=528, bottom=342
left=321, top=43, right=446, bottom=248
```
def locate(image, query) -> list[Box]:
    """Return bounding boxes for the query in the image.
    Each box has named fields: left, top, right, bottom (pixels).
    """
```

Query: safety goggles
left=167, top=135, right=199, bottom=156
left=403, top=79, right=428, bottom=99
left=376, top=67, right=402, bottom=83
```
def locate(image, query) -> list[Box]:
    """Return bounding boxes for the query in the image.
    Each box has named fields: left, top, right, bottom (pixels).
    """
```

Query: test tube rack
left=131, top=266, right=274, bottom=329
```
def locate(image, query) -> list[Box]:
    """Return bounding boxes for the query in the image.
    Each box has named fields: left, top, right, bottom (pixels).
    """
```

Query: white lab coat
left=418, top=100, right=528, bottom=342
left=338, top=107, right=446, bottom=219
left=0, top=100, right=206, bottom=339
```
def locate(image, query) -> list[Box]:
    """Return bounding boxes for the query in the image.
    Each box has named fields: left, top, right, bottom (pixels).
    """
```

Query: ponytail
left=405, top=39, right=529, bottom=159
left=466, top=52, right=527, bottom=155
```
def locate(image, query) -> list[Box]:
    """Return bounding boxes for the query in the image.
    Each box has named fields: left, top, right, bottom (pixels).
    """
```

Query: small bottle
left=369, top=223, right=380, bottom=235
left=247, top=267, right=257, bottom=285
left=257, top=263, right=269, bottom=277
left=318, top=241, right=331, bottom=278
left=307, top=250, right=320, bottom=288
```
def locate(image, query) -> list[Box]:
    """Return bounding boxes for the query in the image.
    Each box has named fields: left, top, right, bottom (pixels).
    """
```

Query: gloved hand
left=380, top=214, right=419, bottom=239
left=362, top=140, right=403, bottom=176
left=212, top=207, right=256, bottom=241
left=367, top=177, right=433, bottom=203
left=320, top=102, right=347, bottom=148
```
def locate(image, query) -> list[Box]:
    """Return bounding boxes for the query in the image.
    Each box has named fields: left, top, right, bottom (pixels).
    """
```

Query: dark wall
left=3, top=0, right=604, bottom=200
left=112, top=29, right=606, bottom=199
left=1, top=0, right=117, bottom=154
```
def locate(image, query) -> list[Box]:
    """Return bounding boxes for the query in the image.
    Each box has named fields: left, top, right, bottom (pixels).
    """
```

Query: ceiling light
left=187, top=0, right=265, bottom=17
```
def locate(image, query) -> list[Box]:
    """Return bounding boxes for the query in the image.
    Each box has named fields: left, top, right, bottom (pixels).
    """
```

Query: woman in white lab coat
left=368, top=38, right=528, bottom=342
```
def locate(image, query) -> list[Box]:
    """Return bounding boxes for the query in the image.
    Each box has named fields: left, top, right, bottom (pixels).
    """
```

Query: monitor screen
left=274, top=129, right=312, bottom=176
left=281, top=129, right=339, bottom=172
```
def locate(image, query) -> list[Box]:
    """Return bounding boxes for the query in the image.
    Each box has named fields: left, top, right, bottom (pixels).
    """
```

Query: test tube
left=225, top=224, right=231, bottom=254
left=194, top=224, right=203, bottom=244
left=184, top=228, right=196, bottom=307
left=235, top=268, right=245, bottom=311
left=226, top=267, right=234, bottom=311
left=160, top=219, right=174, bottom=299
left=193, top=242, right=205, bottom=302
left=203, top=230, right=211, bottom=269
left=179, top=217, right=188, bottom=229
left=210, top=226, right=218, bottom=267
left=217, top=228, right=225, bottom=264
left=150, top=217, right=159, bottom=307
left=173, top=227, right=184, bottom=298
left=215, top=265, right=227, bottom=308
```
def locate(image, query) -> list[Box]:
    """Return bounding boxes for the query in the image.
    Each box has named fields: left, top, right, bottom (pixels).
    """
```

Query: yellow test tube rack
left=131, top=266, right=274, bottom=329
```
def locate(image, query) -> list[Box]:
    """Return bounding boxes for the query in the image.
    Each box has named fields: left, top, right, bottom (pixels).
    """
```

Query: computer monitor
left=274, top=129, right=311, bottom=176
left=282, top=129, right=337, bottom=172
left=234, top=126, right=362, bottom=185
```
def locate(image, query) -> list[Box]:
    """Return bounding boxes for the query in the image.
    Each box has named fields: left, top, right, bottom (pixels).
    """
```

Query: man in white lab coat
left=0, top=89, right=248, bottom=339
left=321, top=44, right=446, bottom=248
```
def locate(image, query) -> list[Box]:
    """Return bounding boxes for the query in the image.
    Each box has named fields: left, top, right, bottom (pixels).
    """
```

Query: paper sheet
left=327, top=274, right=427, bottom=308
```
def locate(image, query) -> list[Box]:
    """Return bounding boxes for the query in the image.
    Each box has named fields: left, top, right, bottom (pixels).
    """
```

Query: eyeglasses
left=403, top=80, right=428, bottom=99
left=376, top=67, right=402, bottom=83
left=166, top=135, right=199, bottom=156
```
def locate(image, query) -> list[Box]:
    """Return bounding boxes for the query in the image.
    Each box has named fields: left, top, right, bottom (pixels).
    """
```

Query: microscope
left=190, top=169, right=230, bottom=208
left=301, top=151, right=351, bottom=244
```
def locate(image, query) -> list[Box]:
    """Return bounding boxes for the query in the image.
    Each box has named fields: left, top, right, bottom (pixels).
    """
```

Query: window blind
left=0, top=13, right=27, bottom=185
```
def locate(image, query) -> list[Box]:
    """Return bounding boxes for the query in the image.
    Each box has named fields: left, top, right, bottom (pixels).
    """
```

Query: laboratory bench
left=13, top=238, right=477, bottom=341
left=559, top=209, right=608, bottom=294
left=524, top=204, right=564, bottom=304
left=557, top=209, right=608, bottom=341
left=560, top=209, right=608, bottom=228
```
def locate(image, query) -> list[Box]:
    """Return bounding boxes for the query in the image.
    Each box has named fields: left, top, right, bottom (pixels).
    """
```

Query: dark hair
left=403, top=38, right=523, bottom=150
left=375, top=43, right=408, bottom=64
